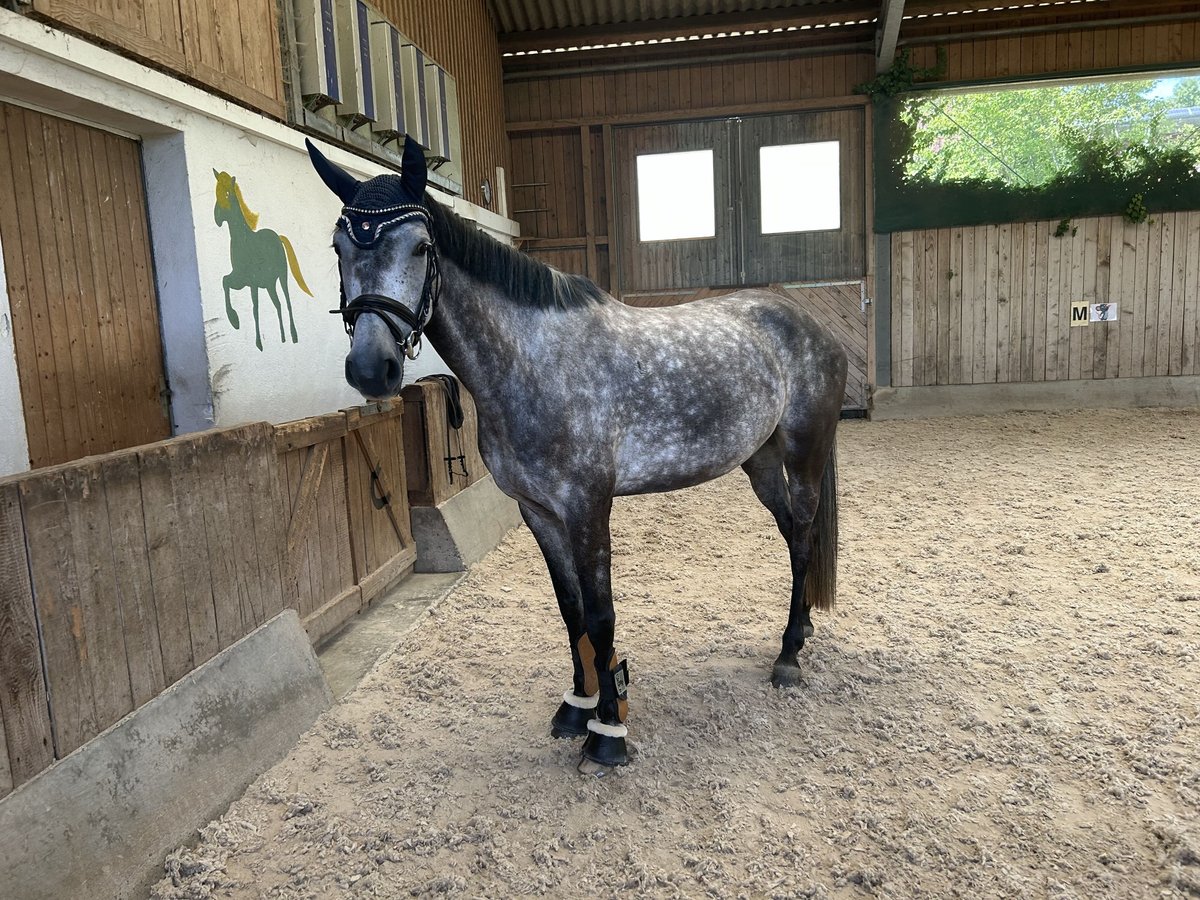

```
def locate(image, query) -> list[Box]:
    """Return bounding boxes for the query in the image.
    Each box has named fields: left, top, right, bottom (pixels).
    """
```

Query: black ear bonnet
left=305, top=135, right=430, bottom=246
left=338, top=176, right=430, bottom=247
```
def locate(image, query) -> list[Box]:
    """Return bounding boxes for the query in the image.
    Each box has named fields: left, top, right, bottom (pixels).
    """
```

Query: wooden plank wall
left=890, top=212, right=1200, bottom=387
left=30, top=0, right=285, bottom=117
left=377, top=0, right=510, bottom=209
left=0, top=102, right=172, bottom=469
left=0, top=422, right=284, bottom=780
left=0, top=402, right=429, bottom=798
left=274, top=403, right=417, bottom=644
left=906, top=20, right=1200, bottom=83
left=504, top=20, right=1200, bottom=129
left=505, top=51, right=874, bottom=126
left=401, top=380, right=487, bottom=507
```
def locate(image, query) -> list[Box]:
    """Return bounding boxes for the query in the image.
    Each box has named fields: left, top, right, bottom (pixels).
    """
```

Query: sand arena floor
left=154, top=408, right=1200, bottom=899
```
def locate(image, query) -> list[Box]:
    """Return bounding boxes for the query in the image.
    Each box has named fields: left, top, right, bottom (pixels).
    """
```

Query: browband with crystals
left=338, top=203, right=431, bottom=248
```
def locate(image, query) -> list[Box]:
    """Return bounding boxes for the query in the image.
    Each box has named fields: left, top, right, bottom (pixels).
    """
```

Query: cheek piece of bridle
left=331, top=204, right=442, bottom=361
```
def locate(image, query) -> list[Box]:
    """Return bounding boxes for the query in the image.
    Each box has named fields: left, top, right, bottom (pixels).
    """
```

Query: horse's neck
left=224, top=205, right=250, bottom=235
left=424, top=260, right=538, bottom=406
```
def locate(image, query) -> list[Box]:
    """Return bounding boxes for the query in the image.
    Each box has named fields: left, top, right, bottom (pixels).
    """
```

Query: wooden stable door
left=0, top=102, right=171, bottom=468
left=617, top=109, right=866, bottom=293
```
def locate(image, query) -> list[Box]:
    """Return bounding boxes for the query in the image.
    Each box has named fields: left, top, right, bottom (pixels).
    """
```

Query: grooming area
left=0, top=0, right=1197, bottom=896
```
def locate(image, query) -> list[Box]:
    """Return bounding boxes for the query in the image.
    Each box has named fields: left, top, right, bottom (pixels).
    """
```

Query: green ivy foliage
left=874, top=76, right=1200, bottom=232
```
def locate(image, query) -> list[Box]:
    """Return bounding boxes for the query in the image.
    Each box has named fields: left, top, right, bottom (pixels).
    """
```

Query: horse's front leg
left=563, top=496, right=630, bottom=771
left=222, top=275, right=240, bottom=329
left=517, top=502, right=594, bottom=738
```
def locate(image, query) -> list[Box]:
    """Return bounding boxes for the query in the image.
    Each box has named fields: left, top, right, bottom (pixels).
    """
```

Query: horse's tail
left=804, top=439, right=838, bottom=611
left=279, top=235, right=313, bottom=296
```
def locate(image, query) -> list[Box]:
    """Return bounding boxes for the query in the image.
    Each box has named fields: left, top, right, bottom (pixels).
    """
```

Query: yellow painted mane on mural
left=214, top=171, right=262, bottom=231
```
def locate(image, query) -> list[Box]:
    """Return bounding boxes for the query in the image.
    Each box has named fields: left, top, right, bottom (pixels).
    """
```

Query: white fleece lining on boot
left=562, top=690, right=599, bottom=710
left=586, top=719, right=628, bottom=739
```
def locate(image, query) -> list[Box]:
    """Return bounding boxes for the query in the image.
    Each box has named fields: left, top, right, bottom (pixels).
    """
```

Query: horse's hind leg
left=266, top=282, right=287, bottom=343
left=743, top=436, right=816, bottom=684
left=518, top=502, right=594, bottom=739
left=770, top=427, right=837, bottom=688
left=742, top=434, right=793, bottom=541
left=277, top=277, right=298, bottom=343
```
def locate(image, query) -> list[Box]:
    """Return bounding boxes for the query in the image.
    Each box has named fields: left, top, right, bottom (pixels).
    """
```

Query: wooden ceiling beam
left=497, top=1, right=881, bottom=55
left=875, top=0, right=906, bottom=72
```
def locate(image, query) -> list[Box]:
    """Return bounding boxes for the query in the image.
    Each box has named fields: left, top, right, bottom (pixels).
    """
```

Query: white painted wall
left=0, top=8, right=518, bottom=473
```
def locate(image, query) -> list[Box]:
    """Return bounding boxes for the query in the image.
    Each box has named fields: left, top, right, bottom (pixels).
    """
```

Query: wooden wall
left=906, top=19, right=1200, bottom=83
left=30, top=0, right=285, bottom=116
left=0, top=402, right=424, bottom=799
left=890, top=212, right=1200, bottom=387
left=379, top=0, right=510, bottom=209
left=0, top=102, right=172, bottom=469
left=401, top=380, right=487, bottom=508
left=505, top=51, right=873, bottom=126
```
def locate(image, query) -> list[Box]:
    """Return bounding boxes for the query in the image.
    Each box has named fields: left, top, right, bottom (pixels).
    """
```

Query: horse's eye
left=415, top=241, right=431, bottom=257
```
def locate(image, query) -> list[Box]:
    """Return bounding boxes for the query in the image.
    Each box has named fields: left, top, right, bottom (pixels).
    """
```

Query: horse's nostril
left=384, top=356, right=402, bottom=387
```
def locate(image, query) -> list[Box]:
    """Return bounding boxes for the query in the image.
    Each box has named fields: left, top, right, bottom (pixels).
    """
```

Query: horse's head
left=307, top=138, right=433, bottom=400
left=213, top=170, right=259, bottom=230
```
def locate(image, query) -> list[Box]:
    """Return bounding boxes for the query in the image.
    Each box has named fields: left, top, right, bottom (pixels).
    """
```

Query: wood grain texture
left=505, top=52, right=873, bottom=127
left=0, top=103, right=170, bottom=469
left=30, top=0, right=186, bottom=71
left=0, top=483, right=54, bottom=791
left=18, top=468, right=98, bottom=757
left=890, top=213, right=1200, bottom=387
left=399, top=381, right=488, bottom=508
left=31, top=0, right=284, bottom=116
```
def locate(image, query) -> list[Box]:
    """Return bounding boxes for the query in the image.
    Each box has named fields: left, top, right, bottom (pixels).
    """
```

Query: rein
left=330, top=205, right=442, bottom=360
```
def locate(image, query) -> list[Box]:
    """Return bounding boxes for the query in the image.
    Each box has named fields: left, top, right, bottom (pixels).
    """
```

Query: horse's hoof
left=771, top=661, right=804, bottom=689
left=550, top=701, right=592, bottom=739
left=577, top=756, right=616, bottom=777
left=227, top=309, right=240, bottom=329
left=581, top=730, right=629, bottom=768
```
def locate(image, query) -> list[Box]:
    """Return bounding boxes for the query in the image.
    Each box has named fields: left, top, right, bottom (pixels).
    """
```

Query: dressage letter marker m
left=1070, top=301, right=1089, bottom=327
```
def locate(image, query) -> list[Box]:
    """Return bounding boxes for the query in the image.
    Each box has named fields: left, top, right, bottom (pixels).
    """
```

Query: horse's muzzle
left=345, top=349, right=404, bottom=400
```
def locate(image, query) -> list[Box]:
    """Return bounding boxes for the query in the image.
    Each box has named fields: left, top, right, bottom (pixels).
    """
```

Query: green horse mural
left=213, top=170, right=312, bottom=350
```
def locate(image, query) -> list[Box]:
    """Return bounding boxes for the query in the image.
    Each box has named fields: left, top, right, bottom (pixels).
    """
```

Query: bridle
left=331, top=204, right=442, bottom=360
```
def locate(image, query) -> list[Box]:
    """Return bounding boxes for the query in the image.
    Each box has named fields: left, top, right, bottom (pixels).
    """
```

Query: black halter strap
left=330, top=205, right=441, bottom=359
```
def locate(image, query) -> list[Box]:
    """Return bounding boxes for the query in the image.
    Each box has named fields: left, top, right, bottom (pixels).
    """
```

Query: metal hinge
left=158, top=375, right=173, bottom=422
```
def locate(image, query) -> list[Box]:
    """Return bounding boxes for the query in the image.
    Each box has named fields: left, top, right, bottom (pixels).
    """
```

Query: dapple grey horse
left=308, top=137, right=847, bottom=772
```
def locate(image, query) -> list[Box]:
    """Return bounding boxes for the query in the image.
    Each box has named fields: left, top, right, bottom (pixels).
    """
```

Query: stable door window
left=759, top=141, right=841, bottom=234
left=636, top=149, right=716, bottom=241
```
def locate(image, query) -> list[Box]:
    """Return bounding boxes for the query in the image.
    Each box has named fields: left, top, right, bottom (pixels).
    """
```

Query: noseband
left=331, top=204, right=441, bottom=360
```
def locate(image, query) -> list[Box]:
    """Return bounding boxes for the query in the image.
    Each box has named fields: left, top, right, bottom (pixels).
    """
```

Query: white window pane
left=637, top=150, right=715, bottom=241
left=760, top=142, right=841, bottom=234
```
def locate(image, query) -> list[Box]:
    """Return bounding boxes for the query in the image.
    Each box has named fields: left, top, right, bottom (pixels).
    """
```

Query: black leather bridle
left=331, top=205, right=442, bottom=360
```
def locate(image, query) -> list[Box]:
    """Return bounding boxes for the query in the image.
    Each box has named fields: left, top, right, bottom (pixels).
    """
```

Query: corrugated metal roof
left=487, top=0, right=854, bottom=35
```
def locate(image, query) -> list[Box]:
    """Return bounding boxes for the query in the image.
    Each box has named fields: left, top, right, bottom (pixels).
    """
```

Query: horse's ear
left=212, top=168, right=219, bottom=179
left=306, top=138, right=360, bottom=205
left=400, top=135, right=427, bottom=199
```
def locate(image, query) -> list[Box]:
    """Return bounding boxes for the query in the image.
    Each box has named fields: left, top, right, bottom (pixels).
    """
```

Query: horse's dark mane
left=425, top=195, right=607, bottom=309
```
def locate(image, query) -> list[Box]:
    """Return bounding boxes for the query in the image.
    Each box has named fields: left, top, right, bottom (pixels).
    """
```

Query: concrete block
left=871, top=375, right=1200, bottom=420
left=0, top=610, right=332, bottom=900
left=411, top=473, right=522, bottom=573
